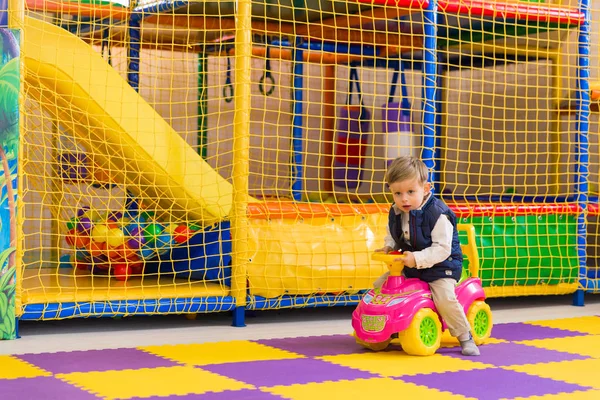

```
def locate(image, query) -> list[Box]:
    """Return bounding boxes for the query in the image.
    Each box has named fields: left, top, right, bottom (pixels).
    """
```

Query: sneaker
left=459, top=336, right=480, bottom=356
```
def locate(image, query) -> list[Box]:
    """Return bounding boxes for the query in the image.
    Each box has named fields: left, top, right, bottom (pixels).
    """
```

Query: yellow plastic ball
left=84, top=209, right=104, bottom=222
left=106, top=228, right=125, bottom=248
left=91, top=224, right=110, bottom=243
left=165, top=223, right=179, bottom=235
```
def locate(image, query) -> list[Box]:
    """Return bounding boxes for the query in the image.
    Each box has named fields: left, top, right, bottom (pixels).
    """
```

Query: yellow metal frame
left=10, top=0, right=25, bottom=319
left=230, top=0, right=253, bottom=308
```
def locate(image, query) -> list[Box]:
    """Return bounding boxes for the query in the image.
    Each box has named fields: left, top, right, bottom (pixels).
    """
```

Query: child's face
left=389, top=177, right=431, bottom=212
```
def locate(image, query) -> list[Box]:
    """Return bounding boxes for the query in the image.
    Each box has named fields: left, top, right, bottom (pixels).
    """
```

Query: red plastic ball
left=113, top=264, right=131, bottom=281
left=173, top=225, right=192, bottom=244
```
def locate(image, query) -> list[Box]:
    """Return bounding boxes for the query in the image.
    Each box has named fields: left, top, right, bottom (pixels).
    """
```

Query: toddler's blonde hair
left=385, top=156, right=429, bottom=185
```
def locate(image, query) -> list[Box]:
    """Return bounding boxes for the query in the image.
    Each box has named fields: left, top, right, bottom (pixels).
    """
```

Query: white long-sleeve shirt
left=383, top=201, right=454, bottom=269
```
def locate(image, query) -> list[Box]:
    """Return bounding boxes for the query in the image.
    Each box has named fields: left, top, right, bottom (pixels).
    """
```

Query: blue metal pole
left=421, top=0, right=438, bottom=184
left=291, top=38, right=304, bottom=201
left=127, top=1, right=193, bottom=92
left=127, top=16, right=140, bottom=92
left=433, top=61, right=444, bottom=187
left=573, top=0, right=591, bottom=306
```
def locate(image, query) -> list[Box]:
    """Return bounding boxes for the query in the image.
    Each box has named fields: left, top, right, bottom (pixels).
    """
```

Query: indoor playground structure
left=0, top=0, right=598, bottom=340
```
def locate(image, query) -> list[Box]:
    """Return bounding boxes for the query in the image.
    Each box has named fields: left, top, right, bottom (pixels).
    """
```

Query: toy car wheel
left=354, top=335, right=391, bottom=352
left=467, top=300, right=493, bottom=345
left=399, top=308, right=442, bottom=356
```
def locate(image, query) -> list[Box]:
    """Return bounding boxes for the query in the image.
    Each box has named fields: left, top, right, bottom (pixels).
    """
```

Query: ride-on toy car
left=352, top=224, right=492, bottom=356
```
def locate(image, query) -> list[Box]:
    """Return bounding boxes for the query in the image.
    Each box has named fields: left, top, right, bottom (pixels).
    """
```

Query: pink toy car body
left=352, top=246, right=493, bottom=355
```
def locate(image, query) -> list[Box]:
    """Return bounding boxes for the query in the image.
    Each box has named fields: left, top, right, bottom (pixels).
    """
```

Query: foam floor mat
left=2, top=316, right=600, bottom=399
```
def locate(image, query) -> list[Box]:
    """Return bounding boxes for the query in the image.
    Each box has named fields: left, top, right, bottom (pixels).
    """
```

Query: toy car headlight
left=386, top=297, right=404, bottom=307
left=362, top=293, right=374, bottom=304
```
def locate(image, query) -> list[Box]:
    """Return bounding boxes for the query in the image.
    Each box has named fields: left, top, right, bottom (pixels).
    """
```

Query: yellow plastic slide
left=22, top=16, right=232, bottom=223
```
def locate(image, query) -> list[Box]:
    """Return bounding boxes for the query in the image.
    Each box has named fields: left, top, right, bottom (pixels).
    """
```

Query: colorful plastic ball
left=108, top=243, right=138, bottom=262
left=140, top=211, right=156, bottom=221
left=73, top=234, right=91, bottom=249
left=188, top=223, right=201, bottom=232
left=91, top=224, right=110, bottom=243
left=143, top=223, right=164, bottom=243
left=115, top=218, right=131, bottom=229
left=154, top=232, right=173, bottom=248
left=91, top=264, right=109, bottom=274
left=123, top=223, right=141, bottom=236
left=165, top=223, right=179, bottom=234
left=106, top=228, right=126, bottom=248
left=76, top=217, right=93, bottom=234
left=66, top=217, right=79, bottom=231
left=107, top=211, right=123, bottom=222
left=106, top=221, right=119, bottom=230
left=77, top=206, right=90, bottom=217
left=90, top=255, right=108, bottom=264
left=89, top=241, right=107, bottom=258
left=138, top=248, right=155, bottom=260
left=123, top=247, right=140, bottom=262
left=65, top=229, right=77, bottom=246
left=113, top=264, right=131, bottom=281
left=173, top=225, right=192, bottom=244
left=75, top=249, right=90, bottom=262
left=84, top=209, right=103, bottom=222
left=127, top=227, right=147, bottom=249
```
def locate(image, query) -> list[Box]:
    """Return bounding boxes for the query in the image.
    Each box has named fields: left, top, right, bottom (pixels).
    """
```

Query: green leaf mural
left=0, top=28, right=19, bottom=341
left=0, top=250, right=16, bottom=340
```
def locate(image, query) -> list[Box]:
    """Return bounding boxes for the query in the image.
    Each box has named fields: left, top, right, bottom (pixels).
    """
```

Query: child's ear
left=424, top=182, right=432, bottom=194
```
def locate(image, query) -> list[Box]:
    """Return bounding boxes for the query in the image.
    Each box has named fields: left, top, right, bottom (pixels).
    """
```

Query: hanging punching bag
left=382, top=61, right=412, bottom=166
left=333, top=67, right=371, bottom=190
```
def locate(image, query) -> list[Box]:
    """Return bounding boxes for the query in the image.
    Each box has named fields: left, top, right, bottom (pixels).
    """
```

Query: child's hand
left=375, top=246, right=393, bottom=254
left=402, top=251, right=416, bottom=268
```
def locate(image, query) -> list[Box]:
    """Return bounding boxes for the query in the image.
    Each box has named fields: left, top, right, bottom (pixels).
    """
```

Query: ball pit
left=65, top=207, right=198, bottom=281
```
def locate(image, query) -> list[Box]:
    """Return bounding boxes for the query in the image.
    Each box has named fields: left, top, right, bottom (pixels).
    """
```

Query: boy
left=374, top=156, right=480, bottom=356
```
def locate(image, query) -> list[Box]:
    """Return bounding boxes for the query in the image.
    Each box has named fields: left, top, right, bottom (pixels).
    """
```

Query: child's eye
left=408, top=190, right=414, bottom=194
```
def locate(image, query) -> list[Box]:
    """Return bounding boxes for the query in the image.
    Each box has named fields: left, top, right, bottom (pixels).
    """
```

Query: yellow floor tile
left=509, top=389, right=600, bottom=400
left=0, top=355, right=51, bottom=379
left=263, top=377, right=473, bottom=400
left=526, top=316, right=600, bottom=335
left=140, top=340, right=303, bottom=366
left=319, top=351, right=491, bottom=377
left=506, top=358, right=600, bottom=390
left=56, top=366, right=253, bottom=400
left=516, top=335, right=600, bottom=358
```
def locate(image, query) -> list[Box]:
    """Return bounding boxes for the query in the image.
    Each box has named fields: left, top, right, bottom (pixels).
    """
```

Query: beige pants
left=373, top=274, right=471, bottom=339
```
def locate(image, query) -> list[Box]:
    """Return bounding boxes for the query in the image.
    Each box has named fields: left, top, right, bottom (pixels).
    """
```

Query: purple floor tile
left=400, top=368, right=591, bottom=400
left=1, top=376, right=99, bottom=400
left=254, top=334, right=364, bottom=357
left=17, top=348, right=178, bottom=374
left=202, top=358, right=375, bottom=387
left=131, top=389, right=284, bottom=399
left=491, top=322, right=586, bottom=342
left=439, top=342, right=590, bottom=366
